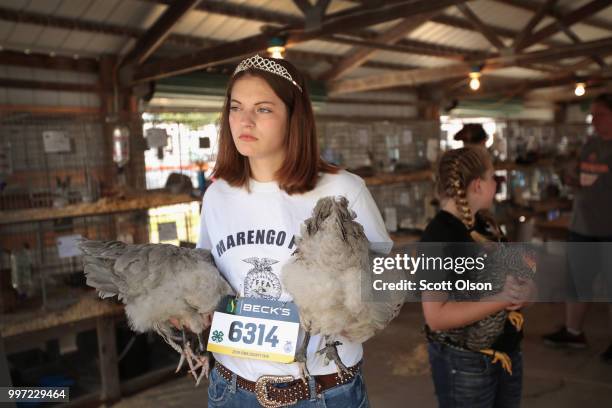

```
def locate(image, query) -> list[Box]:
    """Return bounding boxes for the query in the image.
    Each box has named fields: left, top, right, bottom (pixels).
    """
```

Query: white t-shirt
left=197, top=170, right=392, bottom=381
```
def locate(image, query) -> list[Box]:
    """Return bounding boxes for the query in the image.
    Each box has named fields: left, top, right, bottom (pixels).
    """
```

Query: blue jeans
left=207, top=365, right=369, bottom=407
left=428, top=342, right=522, bottom=408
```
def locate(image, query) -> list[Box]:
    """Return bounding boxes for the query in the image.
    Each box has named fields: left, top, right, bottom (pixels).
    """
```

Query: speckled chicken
left=281, top=196, right=403, bottom=379
left=429, top=241, right=536, bottom=373
left=79, top=240, right=233, bottom=384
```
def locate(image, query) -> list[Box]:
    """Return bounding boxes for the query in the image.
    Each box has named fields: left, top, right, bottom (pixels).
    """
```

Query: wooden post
left=99, top=56, right=117, bottom=194
left=96, top=316, right=121, bottom=402
left=417, top=89, right=440, bottom=120
left=554, top=102, right=568, bottom=124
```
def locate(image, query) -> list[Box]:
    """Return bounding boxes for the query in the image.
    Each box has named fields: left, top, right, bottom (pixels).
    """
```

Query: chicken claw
left=317, top=337, right=350, bottom=379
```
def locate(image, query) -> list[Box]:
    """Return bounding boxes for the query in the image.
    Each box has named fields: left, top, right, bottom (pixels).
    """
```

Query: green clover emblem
left=212, top=330, right=224, bottom=343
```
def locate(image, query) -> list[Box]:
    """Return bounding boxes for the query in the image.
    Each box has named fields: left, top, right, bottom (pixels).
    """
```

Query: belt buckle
left=255, top=374, right=297, bottom=408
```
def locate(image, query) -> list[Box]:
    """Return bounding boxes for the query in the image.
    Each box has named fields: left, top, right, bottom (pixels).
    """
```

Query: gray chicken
left=281, top=196, right=403, bottom=379
left=79, top=240, right=233, bottom=384
left=428, top=240, right=536, bottom=374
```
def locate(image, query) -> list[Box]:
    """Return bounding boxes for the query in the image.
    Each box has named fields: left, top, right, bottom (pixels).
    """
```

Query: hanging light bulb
left=574, top=82, right=586, bottom=97
left=267, top=46, right=285, bottom=59
left=469, top=71, right=481, bottom=91
left=267, top=37, right=286, bottom=59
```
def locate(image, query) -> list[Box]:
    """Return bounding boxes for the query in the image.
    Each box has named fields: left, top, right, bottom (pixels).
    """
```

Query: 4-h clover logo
left=211, top=330, right=224, bottom=343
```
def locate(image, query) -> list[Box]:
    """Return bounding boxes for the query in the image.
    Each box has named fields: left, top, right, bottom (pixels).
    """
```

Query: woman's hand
left=505, top=302, right=524, bottom=311
left=168, top=314, right=213, bottom=331
left=169, top=317, right=185, bottom=330
left=504, top=276, right=537, bottom=310
left=496, top=275, right=523, bottom=305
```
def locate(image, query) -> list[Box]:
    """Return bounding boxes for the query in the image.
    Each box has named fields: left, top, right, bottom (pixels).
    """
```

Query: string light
left=574, top=82, right=586, bottom=97
left=267, top=37, right=286, bottom=59
left=267, top=46, right=285, bottom=59
left=469, top=71, right=481, bottom=91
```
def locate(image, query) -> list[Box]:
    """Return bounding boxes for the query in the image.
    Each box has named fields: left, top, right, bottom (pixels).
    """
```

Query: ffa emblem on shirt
left=243, top=257, right=282, bottom=300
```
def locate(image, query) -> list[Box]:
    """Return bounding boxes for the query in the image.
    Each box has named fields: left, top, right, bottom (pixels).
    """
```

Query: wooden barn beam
left=152, top=0, right=303, bottom=26
left=492, top=37, right=612, bottom=67
left=431, top=14, right=566, bottom=50
left=0, top=78, right=101, bottom=93
left=328, top=36, right=612, bottom=94
left=456, top=3, right=505, bottom=50
left=516, top=0, right=612, bottom=51
left=0, top=5, right=428, bottom=70
left=2, top=2, right=562, bottom=77
left=0, top=6, right=216, bottom=49
left=555, top=19, right=608, bottom=68
left=324, top=34, right=476, bottom=60
left=0, top=49, right=98, bottom=72
left=513, top=0, right=559, bottom=50
left=133, top=0, right=467, bottom=83
left=494, top=0, right=612, bottom=33
left=286, top=0, right=465, bottom=44
left=285, top=49, right=417, bottom=71
left=450, top=74, right=577, bottom=98
left=319, top=9, right=441, bottom=81
left=292, top=0, right=331, bottom=30
left=329, top=64, right=473, bottom=95
left=120, top=0, right=201, bottom=66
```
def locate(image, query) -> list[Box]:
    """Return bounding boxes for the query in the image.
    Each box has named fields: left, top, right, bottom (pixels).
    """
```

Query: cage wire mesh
left=0, top=112, right=115, bottom=311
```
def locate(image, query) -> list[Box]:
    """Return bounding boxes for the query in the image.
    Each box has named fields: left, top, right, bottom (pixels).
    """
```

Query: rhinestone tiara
left=233, top=54, right=303, bottom=93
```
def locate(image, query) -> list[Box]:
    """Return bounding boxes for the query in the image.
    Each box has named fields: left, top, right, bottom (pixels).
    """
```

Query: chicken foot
left=295, top=330, right=311, bottom=383
left=317, top=336, right=350, bottom=379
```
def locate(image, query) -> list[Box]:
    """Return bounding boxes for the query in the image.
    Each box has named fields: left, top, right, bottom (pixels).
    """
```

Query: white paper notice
left=43, top=131, right=72, bottom=153
left=145, top=128, right=168, bottom=149
left=158, top=222, right=178, bottom=241
left=399, top=191, right=411, bottom=206
left=426, top=138, right=439, bottom=162
left=402, top=130, right=413, bottom=144
left=57, top=234, right=83, bottom=258
left=356, top=128, right=369, bottom=146
left=383, top=207, right=398, bottom=232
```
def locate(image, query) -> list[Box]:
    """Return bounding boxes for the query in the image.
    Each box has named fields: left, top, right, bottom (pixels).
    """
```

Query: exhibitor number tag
left=207, top=297, right=300, bottom=363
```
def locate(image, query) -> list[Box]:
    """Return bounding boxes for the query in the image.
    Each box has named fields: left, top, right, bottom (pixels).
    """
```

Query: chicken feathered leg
left=295, top=330, right=311, bottom=383
left=317, top=336, right=350, bottom=379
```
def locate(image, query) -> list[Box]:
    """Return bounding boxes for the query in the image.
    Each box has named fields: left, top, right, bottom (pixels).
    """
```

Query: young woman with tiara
left=420, top=146, right=531, bottom=407
left=192, top=54, right=392, bottom=407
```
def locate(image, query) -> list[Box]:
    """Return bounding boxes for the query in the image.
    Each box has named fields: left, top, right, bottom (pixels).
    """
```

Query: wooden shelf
left=0, top=191, right=200, bottom=225
left=360, top=159, right=558, bottom=187
left=364, top=169, right=433, bottom=186
left=534, top=213, right=571, bottom=231
left=0, top=289, right=123, bottom=339
left=494, top=158, right=555, bottom=171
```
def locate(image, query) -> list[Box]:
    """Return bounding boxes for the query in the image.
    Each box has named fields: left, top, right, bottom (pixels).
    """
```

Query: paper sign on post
left=57, top=234, right=83, bottom=258
left=158, top=222, right=178, bottom=241
left=43, top=131, right=72, bottom=153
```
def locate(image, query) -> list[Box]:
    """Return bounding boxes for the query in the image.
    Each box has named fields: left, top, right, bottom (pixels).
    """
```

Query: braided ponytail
left=436, top=146, right=492, bottom=230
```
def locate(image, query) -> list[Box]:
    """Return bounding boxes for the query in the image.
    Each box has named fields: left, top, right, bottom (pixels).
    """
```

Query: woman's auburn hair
left=211, top=56, right=337, bottom=195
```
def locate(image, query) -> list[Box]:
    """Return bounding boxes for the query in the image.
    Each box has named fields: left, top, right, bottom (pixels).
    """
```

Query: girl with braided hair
left=420, top=145, right=530, bottom=408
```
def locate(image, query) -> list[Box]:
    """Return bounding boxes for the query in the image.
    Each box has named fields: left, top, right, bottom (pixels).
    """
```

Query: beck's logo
left=242, top=303, right=291, bottom=316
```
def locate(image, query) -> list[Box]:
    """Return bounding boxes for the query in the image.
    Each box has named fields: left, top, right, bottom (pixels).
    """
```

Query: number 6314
left=228, top=321, right=279, bottom=347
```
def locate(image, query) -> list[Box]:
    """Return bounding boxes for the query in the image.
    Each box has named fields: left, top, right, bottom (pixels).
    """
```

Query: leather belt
left=214, top=361, right=361, bottom=408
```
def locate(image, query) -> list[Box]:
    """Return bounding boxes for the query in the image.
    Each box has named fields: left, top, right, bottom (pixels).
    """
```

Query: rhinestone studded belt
left=214, top=361, right=361, bottom=408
